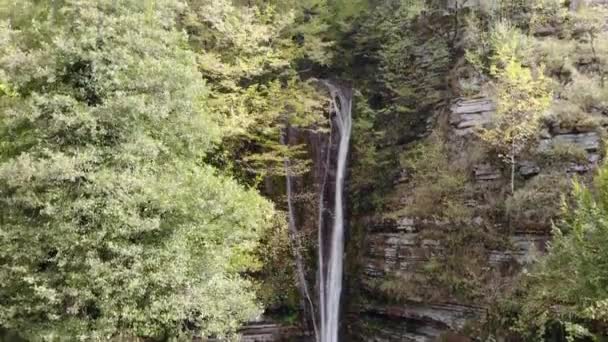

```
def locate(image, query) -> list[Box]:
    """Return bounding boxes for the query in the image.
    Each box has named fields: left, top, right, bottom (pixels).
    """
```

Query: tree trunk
left=511, top=153, right=515, bottom=195
left=510, top=141, right=516, bottom=195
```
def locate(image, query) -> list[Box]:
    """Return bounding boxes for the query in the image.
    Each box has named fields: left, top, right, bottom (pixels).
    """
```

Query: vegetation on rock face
left=393, top=134, right=471, bottom=222
left=468, top=20, right=553, bottom=193
left=505, top=172, right=571, bottom=229
left=346, top=0, right=608, bottom=340
left=511, top=163, right=608, bottom=340
left=460, top=0, right=608, bottom=340
left=345, top=0, right=454, bottom=214
left=370, top=226, right=509, bottom=305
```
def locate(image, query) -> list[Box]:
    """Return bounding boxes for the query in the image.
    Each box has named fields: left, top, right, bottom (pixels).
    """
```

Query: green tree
left=0, top=0, right=273, bottom=339
left=182, top=1, right=329, bottom=330
left=477, top=23, right=551, bottom=194
left=514, top=164, right=608, bottom=340
left=182, top=0, right=326, bottom=181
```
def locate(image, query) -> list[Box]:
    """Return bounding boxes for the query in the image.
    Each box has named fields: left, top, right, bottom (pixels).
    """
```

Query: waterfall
left=319, top=81, right=352, bottom=342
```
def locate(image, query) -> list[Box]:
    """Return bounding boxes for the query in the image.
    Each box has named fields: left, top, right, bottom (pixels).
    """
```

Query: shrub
left=534, top=38, right=576, bottom=79
left=505, top=172, right=571, bottom=228
left=545, top=100, right=603, bottom=132
left=371, top=274, right=423, bottom=303
left=512, top=163, right=608, bottom=340
left=539, top=140, right=591, bottom=167
left=391, top=134, right=472, bottom=221
left=564, top=73, right=608, bottom=114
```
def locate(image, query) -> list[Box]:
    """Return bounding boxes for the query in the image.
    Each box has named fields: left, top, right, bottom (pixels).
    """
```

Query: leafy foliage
left=505, top=172, right=571, bottom=228
left=480, top=57, right=551, bottom=158
left=182, top=0, right=327, bottom=181
left=393, top=134, right=471, bottom=222
left=513, top=164, right=608, bottom=340
left=0, top=0, right=276, bottom=339
left=472, top=21, right=552, bottom=193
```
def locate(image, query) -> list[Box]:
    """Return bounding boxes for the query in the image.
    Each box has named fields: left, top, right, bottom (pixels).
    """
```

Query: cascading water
left=318, top=81, right=352, bottom=342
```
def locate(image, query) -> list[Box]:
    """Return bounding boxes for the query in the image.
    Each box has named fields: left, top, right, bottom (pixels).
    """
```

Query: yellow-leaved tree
left=479, top=22, right=552, bottom=193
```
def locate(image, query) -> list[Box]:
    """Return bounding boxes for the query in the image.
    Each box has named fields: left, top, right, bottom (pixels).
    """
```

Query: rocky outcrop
left=449, top=98, right=495, bottom=136
left=347, top=94, right=604, bottom=341
left=238, top=324, right=307, bottom=342
left=362, top=224, right=549, bottom=282
left=518, top=160, right=541, bottom=178
left=473, top=164, right=501, bottom=181
left=538, top=132, right=601, bottom=153
left=363, top=230, right=432, bottom=280
left=539, top=131, right=602, bottom=172
left=488, top=234, right=549, bottom=266
left=451, top=97, right=602, bottom=176
left=350, top=303, right=482, bottom=342
left=352, top=215, right=532, bottom=341
left=203, top=323, right=308, bottom=342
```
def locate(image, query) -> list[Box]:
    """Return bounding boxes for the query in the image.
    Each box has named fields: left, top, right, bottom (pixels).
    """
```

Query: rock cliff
left=339, top=0, right=608, bottom=338
left=347, top=96, right=604, bottom=341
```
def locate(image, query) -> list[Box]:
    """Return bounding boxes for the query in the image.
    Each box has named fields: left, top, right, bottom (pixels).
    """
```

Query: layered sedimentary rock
left=449, top=98, right=495, bottom=136
left=238, top=324, right=306, bottom=342
left=348, top=96, right=603, bottom=341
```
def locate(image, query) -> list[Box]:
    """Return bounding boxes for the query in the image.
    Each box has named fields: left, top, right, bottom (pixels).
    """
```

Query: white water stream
left=319, top=81, right=352, bottom=342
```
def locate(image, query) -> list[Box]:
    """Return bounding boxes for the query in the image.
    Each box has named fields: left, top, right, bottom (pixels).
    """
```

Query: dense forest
left=1, top=0, right=608, bottom=341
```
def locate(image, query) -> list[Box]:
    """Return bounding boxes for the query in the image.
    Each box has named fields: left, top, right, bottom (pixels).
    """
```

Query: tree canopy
left=0, top=0, right=276, bottom=339
left=514, top=164, right=608, bottom=340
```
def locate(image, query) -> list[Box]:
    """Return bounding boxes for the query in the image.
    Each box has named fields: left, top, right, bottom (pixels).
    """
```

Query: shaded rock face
left=349, top=303, right=481, bottom=342
left=361, top=226, right=548, bottom=284
left=349, top=220, right=538, bottom=341
left=518, top=161, right=540, bottom=178
left=238, top=324, right=308, bottom=342
left=346, top=96, right=602, bottom=341
left=473, top=164, right=501, bottom=181
left=488, top=234, right=548, bottom=266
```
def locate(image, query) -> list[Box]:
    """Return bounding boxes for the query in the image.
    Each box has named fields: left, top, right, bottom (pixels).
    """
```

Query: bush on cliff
left=514, top=163, right=608, bottom=340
